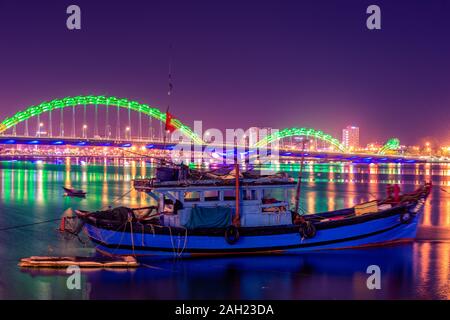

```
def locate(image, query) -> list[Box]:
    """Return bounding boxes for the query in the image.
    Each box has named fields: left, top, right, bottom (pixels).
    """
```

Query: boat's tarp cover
left=156, top=167, right=179, bottom=182
left=91, top=207, right=131, bottom=223
left=183, top=206, right=231, bottom=229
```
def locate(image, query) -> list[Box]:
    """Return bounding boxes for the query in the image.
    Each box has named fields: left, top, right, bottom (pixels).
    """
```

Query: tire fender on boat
left=299, top=221, right=316, bottom=239
left=224, top=225, right=240, bottom=245
left=400, top=212, right=412, bottom=224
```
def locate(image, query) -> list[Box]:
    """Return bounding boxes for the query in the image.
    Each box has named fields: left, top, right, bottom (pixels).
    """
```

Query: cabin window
left=204, top=190, right=219, bottom=201
left=184, top=191, right=201, bottom=202
left=223, top=190, right=236, bottom=201
left=243, top=189, right=257, bottom=200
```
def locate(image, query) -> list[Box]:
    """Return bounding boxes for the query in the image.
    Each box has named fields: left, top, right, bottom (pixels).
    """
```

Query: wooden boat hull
left=80, top=201, right=424, bottom=257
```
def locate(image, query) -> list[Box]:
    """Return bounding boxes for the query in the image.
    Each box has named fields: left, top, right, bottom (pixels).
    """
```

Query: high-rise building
left=342, top=126, right=360, bottom=150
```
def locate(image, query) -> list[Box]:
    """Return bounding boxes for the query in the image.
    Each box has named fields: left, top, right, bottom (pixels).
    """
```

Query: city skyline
left=0, top=0, right=449, bottom=146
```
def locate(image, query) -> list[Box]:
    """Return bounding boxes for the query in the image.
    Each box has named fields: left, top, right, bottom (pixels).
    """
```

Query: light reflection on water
left=0, top=161, right=448, bottom=299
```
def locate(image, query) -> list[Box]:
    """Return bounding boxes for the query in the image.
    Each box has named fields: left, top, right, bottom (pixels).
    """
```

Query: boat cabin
left=135, top=180, right=296, bottom=228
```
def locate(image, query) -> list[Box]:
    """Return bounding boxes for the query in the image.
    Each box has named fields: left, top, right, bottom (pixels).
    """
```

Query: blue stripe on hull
left=84, top=212, right=420, bottom=257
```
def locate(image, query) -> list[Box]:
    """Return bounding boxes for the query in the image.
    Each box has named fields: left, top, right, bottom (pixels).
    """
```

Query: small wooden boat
left=63, top=186, right=87, bottom=197
left=75, top=166, right=432, bottom=257
left=18, top=255, right=138, bottom=268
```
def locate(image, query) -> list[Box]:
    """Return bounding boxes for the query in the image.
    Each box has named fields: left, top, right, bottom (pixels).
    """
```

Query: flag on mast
left=165, top=47, right=176, bottom=133
left=165, top=110, right=176, bottom=133
left=166, top=59, right=176, bottom=133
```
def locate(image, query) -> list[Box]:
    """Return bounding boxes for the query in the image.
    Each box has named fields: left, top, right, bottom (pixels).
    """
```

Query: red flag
left=165, top=111, right=176, bottom=133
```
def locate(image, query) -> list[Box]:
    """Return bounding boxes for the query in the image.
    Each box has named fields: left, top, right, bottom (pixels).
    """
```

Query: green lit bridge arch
left=253, top=127, right=347, bottom=153
left=378, top=138, right=400, bottom=155
left=0, top=95, right=203, bottom=144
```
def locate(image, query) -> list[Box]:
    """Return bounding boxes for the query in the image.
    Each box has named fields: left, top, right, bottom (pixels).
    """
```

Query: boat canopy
left=183, top=206, right=232, bottom=229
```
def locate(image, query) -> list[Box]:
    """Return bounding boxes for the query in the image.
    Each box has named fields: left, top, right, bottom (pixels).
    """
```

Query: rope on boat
left=178, top=227, right=188, bottom=257
left=129, top=217, right=136, bottom=257
left=167, top=226, right=176, bottom=257
left=149, top=223, right=188, bottom=258
left=99, top=189, right=133, bottom=210
left=119, top=148, right=179, bottom=167
left=89, top=218, right=129, bottom=256
left=0, top=218, right=62, bottom=232
left=0, top=216, right=89, bottom=246
left=61, top=227, right=86, bottom=244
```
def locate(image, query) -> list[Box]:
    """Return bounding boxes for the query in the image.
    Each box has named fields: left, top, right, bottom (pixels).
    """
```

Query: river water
left=0, top=161, right=448, bottom=299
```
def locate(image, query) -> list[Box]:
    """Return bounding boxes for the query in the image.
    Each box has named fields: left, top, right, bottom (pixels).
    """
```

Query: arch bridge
left=0, top=95, right=203, bottom=144
left=253, top=127, right=347, bottom=153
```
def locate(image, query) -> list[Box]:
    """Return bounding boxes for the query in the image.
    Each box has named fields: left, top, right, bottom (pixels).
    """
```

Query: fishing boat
left=63, top=186, right=87, bottom=197
left=74, top=165, right=431, bottom=257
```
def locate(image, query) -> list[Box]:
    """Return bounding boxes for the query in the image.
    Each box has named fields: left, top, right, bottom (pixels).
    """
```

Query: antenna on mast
left=167, top=44, right=173, bottom=111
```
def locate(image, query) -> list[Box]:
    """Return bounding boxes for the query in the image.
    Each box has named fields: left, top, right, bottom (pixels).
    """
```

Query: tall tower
left=342, top=126, right=360, bottom=150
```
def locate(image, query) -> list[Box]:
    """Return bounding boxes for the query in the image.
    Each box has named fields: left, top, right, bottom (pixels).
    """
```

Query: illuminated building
left=342, top=126, right=360, bottom=150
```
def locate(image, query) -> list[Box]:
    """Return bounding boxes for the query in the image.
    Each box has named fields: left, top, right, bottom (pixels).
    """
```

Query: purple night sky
left=0, top=0, right=449, bottom=145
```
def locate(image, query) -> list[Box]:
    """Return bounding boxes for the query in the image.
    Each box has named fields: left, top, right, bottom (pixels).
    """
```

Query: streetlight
left=36, top=122, right=44, bottom=137
left=425, top=142, right=431, bottom=155
left=82, top=124, right=87, bottom=139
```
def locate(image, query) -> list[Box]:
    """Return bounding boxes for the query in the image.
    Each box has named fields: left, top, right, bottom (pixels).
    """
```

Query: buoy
left=400, top=212, right=411, bottom=224
left=299, top=221, right=316, bottom=239
left=224, top=225, right=240, bottom=245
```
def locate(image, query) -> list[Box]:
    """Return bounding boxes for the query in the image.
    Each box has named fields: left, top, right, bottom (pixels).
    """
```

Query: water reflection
left=0, top=161, right=448, bottom=299
left=17, top=244, right=448, bottom=300
left=414, top=242, right=450, bottom=299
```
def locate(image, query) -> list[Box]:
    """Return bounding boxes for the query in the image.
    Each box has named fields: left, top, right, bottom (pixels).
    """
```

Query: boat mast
left=163, top=45, right=173, bottom=148
left=294, top=138, right=307, bottom=215
left=232, top=143, right=241, bottom=227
